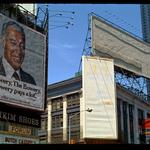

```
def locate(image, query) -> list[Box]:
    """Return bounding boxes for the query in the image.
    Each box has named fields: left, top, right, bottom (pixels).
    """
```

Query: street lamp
left=68, top=108, right=92, bottom=144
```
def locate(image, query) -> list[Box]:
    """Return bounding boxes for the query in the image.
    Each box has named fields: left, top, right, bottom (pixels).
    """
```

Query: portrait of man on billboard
left=0, top=13, right=46, bottom=111
left=0, top=21, right=36, bottom=85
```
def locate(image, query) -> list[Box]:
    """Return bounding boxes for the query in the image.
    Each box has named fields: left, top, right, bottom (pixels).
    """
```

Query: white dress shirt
left=2, top=57, right=20, bottom=80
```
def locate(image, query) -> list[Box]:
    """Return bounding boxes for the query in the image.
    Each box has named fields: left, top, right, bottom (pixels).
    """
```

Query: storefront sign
left=8, top=124, right=32, bottom=136
left=0, top=133, right=39, bottom=144
left=0, top=109, right=40, bottom=127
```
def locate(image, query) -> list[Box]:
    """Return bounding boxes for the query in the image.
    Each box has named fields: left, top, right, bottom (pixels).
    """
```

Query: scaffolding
left=0, top=4, right=48, bottom=35
left=79, top=12, right=150, bottom=103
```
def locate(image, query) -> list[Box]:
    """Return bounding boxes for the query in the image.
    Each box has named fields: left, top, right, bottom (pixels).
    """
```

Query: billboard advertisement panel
left=92, top=16, right=150, bottom=79
left=82, top=56, right=117, bottom=139
left=0, top=13, right=46, bottom=111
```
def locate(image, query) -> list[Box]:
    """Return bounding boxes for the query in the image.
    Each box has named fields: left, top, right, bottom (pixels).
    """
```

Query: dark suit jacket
left=0, top=57, right=36, bottom=85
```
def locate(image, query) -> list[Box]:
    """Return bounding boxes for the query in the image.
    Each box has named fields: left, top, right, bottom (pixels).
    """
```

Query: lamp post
left=68, top=108, right=92, bottom=144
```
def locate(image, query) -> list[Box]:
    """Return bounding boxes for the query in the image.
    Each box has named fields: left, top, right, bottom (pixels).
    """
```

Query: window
left=68, top=112, right=80, bottom=126
left=67, top=93, right=80, bottom=107
left=69, top=129, right=80, bottom=143
left=52, top=115, right=63, bottom=129
left=122, top=101, right=128, bottom=143
left=39, top=136, right=47, bottom=144
left=52, top=97, right=63, bottom=111
left=68, top=112, right=80, bottom=143
left=51, top=132, right=63, bottom=144
left=117, top=99, right=122, bottom=141
left=138, top=109, right=145, bottom=144
left=0, top=121, right=5, bottom=131
left=147, top=113, right=150, bottom=118
left=129, top=104, right=134, bottom=144
left=41, top=118, right=47, bottom=130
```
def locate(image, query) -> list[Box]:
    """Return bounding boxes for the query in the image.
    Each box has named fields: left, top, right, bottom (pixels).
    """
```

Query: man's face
left=3, top=26, right=25, bottom=70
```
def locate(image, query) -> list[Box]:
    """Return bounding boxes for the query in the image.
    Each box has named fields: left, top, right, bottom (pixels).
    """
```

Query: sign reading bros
left=0, top=109, right=40, bottom=127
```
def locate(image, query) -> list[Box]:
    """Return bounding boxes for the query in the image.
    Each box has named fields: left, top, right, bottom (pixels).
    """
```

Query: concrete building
left=140, top=4, right=150, bottom=43
left=38, top=11, right=150, bottom=144
left=140, top=4, right=150, bottom=141
left=39, top=75, right=150, bottom=144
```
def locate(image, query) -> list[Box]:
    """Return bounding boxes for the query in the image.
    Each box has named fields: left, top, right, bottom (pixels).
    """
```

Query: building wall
left=44, top=76, right=150, bottom=144
left=117, top=85, right=150, bottom=144
left=140, top=4, right=150, bottom=102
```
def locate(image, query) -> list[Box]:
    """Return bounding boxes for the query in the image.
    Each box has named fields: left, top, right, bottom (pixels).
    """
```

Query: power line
left=99, top=9, right=142, bottom=38
left=49, top=8, right=75, bottom=30
left=48, top=10, right=75, bottom=14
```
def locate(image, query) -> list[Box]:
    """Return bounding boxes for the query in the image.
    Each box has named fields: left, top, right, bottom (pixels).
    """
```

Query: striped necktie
left=12, top=72, right=20, bottom=81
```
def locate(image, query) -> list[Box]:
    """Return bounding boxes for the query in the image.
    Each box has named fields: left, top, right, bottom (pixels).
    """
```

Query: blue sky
left=47, top=4, right=142, bottom=84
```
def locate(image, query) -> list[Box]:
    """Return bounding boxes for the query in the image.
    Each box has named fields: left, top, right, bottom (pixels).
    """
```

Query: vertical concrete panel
left=47, top=101, right=52, bottom=143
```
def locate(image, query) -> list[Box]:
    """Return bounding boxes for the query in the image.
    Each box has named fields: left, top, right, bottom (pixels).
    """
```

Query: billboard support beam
left=91, top=13, right=150, bottom=103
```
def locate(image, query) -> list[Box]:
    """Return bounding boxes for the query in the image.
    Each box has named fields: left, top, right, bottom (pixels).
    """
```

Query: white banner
left=82, top=56, right=117, bottom=139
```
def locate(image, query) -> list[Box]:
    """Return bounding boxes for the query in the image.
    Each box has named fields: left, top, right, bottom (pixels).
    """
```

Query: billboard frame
left=0, top=13, right=47, bottom=111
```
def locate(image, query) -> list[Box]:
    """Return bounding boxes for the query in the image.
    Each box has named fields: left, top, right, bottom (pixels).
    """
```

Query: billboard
left=0, top=13, right=46, bottom=111
left=92, top=16, right=150, bottom=79
left=82, top=56, right=117, bottom=139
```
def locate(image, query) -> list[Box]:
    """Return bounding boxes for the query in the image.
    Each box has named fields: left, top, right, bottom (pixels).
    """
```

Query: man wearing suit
left=0, top=21, right=36, bottom=85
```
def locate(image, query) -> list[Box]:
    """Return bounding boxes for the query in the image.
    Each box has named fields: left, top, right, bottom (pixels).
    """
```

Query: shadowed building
left=39, top=75, right=150, bottom=144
